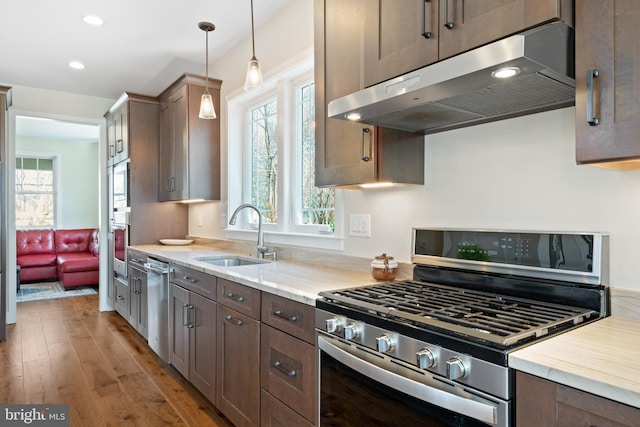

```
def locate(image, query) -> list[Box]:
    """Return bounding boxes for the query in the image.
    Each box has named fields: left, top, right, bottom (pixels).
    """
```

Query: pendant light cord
left=250, top=0, right=256, bottom=60
left=205, top=27, right=209, bottom=92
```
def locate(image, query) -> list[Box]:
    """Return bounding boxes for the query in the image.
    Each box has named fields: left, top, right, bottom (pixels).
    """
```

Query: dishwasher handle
left=143, top=262, right=169, bottom=275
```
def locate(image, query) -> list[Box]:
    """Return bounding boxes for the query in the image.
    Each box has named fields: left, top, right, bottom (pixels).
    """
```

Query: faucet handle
left=263, top=251, right=277, bottom=261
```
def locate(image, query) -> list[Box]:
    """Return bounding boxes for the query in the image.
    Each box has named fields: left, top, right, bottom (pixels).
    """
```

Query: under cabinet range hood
left=328, top=23, right=575, bottom=135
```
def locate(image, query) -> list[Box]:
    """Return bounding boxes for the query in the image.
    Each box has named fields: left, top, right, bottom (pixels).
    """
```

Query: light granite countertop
left=509, top=316, right=640, bottom=409
left=128, top=243, right=383, bottom=305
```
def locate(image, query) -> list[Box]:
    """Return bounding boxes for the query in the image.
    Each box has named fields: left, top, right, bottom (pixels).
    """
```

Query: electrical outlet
left=349, top=214, right=371, bottom=237
left=198, top=214, right=204, bottom=227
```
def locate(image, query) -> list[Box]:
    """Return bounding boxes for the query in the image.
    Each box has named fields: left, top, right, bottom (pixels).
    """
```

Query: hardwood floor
left=0, top=294, right=234, bottom=427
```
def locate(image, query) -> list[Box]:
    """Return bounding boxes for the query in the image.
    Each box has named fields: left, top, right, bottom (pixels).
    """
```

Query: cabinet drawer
left=261, top=389, right=314, bottom=427
left=261, top=325, right=316, bottom=423
left=262, top=293, right=315, bottom=344
left=171, top=264, right=216, bottom=300
left=114, top=276, right=129, bottom=318
left=127, top=249, right=146, bottom=266
left=217, top=278, right=260, bottom=319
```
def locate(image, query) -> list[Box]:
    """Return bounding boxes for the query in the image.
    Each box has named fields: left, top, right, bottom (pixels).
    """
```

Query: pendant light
left=244, top=0, right=263, bottom=90
left=198, top=21, right=216, bottom=119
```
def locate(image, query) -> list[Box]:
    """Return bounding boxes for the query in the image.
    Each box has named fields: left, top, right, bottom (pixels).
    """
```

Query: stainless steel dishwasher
left=144, top=257, right=170, bottom=363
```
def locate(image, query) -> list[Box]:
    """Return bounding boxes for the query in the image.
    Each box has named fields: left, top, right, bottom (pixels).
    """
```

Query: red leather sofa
left=17, top=228, right=99, bottom=289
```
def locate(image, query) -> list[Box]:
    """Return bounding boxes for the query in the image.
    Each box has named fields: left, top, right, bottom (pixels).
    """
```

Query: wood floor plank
left=2, top=294, right=233, bottom=427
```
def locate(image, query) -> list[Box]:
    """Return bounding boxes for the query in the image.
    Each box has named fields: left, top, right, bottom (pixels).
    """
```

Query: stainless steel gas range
left=316, top=229, right=608, bottom=427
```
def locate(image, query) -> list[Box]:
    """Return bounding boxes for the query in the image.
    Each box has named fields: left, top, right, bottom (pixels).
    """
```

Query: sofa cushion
left=55, top=228, right=95, bottom=254
left=17, top=253, right=57, bottom=268
left=17, top=229, right=55, bottom=256
left=57, top=253, right=99, bottom=273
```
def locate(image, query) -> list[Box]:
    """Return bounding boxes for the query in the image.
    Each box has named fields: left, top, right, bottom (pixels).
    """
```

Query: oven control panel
left=316, top=309, right=511, bottom=400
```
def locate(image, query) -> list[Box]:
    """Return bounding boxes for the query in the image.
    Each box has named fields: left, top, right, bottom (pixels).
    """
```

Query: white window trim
left=15, top=152, right=61, bottom=229
left=226, top=54, right=344, bottom=251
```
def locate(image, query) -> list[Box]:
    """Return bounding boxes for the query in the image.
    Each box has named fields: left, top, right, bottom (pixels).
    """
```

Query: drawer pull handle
left=225, top=315, right=243, bottom=326
left=182, top=276, right=198, bottom=283
left=421, top=0, right=432, bottom=39
left=587, top=69, right=600, bottom=126
left=273, top=310, right=297, bottom=322
left=183, top=304, right=194, bottom=328
left=273, top=360, right=296, bottom=377
left=226, top=293, right=245, bottom=303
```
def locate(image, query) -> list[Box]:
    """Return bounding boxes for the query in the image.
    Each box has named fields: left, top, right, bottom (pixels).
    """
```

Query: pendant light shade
left=198, top=21, right=217, bottom=119
left=244, top=0, right=263, bottom=90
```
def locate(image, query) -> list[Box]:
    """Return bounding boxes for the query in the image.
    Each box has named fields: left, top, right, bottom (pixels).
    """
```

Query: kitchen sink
left=193, top=256, right=269, bottom=267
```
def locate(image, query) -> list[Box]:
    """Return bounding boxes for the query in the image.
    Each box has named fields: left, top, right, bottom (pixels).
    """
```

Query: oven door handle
left=318, top=336, right=499, bottom=426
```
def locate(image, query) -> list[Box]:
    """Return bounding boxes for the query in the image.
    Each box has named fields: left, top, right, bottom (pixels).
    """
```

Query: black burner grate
left=320, top=280, right=597, bottom=347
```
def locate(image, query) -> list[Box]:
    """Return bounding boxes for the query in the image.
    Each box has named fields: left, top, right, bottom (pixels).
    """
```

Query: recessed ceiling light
left=82, top=15, right=104, bottom=26
left=69, top=61, right=86, bottom=70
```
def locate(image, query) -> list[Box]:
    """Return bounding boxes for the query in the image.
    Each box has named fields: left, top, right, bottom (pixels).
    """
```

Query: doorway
left=6, top=111, right=108, bottom=326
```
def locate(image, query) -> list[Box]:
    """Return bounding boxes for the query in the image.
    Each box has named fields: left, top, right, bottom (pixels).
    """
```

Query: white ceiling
left=3, top=0, right=295, bottom=141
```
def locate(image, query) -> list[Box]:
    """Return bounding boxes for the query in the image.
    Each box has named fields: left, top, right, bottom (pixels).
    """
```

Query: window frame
left=226, top=55, right=343, bottom=251
left=15, top=153, right=60, bottom=229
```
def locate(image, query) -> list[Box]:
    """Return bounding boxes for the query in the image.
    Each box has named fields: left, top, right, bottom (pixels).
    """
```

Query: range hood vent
left=328, top=23, right=575, bottom=135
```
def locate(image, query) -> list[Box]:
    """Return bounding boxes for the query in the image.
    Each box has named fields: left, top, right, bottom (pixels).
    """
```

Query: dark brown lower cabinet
left=516, top=371, right=640, bottom=426
left=169, top=283, right=217, bottom=403
left=216, top=304, right=260, bottom=427
left=261, top=389, right=313, bottom=427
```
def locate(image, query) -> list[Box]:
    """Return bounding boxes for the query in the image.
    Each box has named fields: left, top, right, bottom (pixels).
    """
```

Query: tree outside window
left=250, top=98, right=278, bottom=223
left=299, top=83, right=334, bottom=229
left=16, top=156, right=55, bottom=228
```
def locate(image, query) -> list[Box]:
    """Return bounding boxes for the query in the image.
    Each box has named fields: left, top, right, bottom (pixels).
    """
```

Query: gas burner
left=321, top=279, right=599, bottom=348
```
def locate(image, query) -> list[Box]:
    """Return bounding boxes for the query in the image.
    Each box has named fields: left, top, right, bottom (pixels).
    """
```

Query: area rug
left=17, top=281, right=98, bottom=303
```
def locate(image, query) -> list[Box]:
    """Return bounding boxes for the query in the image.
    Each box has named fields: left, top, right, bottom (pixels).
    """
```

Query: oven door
left=318, top=333, right=509, bottom=427
left=113, top=212, right=129, bottom=278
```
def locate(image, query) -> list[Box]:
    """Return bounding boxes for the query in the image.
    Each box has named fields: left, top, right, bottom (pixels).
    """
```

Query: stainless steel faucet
left=229, top=204, right=276, bottom=260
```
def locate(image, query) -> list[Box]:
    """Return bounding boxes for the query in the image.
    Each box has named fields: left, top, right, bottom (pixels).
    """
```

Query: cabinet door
left=106, top=116, right=116, bottom=165
left=314, top=0, right=376, bottom=187
left=114, top=102, right=129, bottom=163
left=169, top=283, right=190, bottom=378
left=363, top=0, right=439, bottom=87
left=158, top=85, right=187, bottom=201
left=217, top=305, right=260, bottom=427
left=575, top=0, right=640, bottom=167
left=136, top=272, right=148, bottom=339
left=128, top=265, right=147, bottom=338
left=189, top=292, right=217, bottom=404
left=439, top=0, right=568, bottom=60
left=158, top=101, right=173, bottom=201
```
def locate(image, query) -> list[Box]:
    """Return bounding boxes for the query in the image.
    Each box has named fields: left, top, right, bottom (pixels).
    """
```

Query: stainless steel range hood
left=328, top=23, right=575, bottom=135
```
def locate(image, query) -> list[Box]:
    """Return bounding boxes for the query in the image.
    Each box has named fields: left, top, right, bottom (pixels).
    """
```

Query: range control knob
left=325, top=317, right=341, bottom=334
left=376, top=335, right=394, bottom=353
left=446, top=357, right=468, bottom=380
left=344, top=323, right=358, bottom=340
left=416, top=348, right=436, bottom=369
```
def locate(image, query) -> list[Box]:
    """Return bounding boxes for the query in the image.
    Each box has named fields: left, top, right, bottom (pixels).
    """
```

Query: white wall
left=188, top=0, right=640, bottom=292
left=17, top=136, right=99, bottom=228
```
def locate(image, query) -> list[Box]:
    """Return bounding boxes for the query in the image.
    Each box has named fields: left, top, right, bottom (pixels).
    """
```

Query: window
left=229, top=57, right=337, bottom=244
left=249, top=98, right=278, bottom=223
left=298, top=82, right=334, bottom=229
left=16, top=156, right=56, bottom=228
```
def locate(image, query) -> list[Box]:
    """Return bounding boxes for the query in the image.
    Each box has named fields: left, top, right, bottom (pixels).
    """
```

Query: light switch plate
left=349, top=214, right=371, bottom=237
